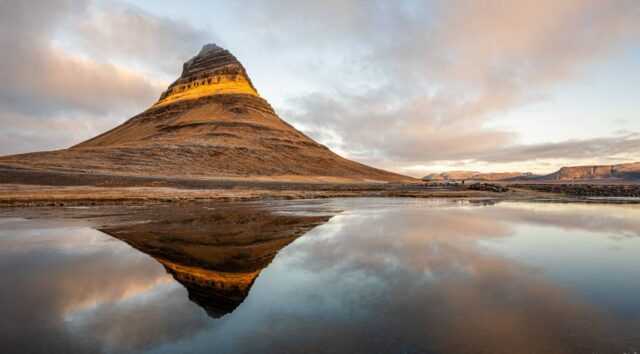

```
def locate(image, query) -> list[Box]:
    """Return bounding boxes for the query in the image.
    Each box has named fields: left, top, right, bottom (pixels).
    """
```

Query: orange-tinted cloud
left=0, top=0, right=203, bottom=154
left=262, top=0, right=640, bottom=169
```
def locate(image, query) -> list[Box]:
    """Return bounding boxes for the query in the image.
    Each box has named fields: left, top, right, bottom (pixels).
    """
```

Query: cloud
left=479, top=132, right=640, bottom=163
left=0, top=226, right=209, bottom=353
left=282, top=91, right=514, bottom=164
left=69, top=3, right=209, bottom=77
left=0, top=0, right=206, bottom=155
left=1, top=0, right=638, bottom=169
left=0, top=46, right=164, bottom=116
left=244, top=0, right=640, bottom=169
left=174, top=202, right=635, bottom=352
left=0, top=0, right=161, bottom=115
left=0, top=110, right=123, bottom=155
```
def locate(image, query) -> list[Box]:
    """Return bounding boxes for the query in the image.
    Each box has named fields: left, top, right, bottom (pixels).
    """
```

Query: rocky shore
left=511, top=183, right=640, bottom=197
left=1, top=168, right=638, bottom=207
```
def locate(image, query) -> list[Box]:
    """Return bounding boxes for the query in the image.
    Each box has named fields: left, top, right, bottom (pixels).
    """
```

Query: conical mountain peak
left=0, top=43, right=410, bottom=182
left=154, top=44, right=259, bottom=107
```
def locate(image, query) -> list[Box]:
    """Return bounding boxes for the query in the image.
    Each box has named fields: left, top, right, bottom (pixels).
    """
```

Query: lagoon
left=1, top=199, right=639, bottom=353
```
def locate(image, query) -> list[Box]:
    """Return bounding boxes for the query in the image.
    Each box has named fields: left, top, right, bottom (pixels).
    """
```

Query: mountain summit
left=0, top=44, right=409, bottom=182
left=152, top=43, right=259, bottom=108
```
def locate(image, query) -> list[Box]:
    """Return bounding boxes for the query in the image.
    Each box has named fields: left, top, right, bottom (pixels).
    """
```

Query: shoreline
left=0, top=184, right=515, bottom=207
left=1, top=168, right=639, bottom=207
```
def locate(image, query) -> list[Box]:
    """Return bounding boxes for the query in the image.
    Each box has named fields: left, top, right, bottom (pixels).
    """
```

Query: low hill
left=423, top=171, right=533, bottom=181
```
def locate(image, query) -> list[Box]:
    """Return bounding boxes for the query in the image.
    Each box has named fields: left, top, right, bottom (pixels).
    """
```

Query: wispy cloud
left=479, top=132, right=640, bottom=163
left=249, top=0, right=640, bottom=170
left=1, top=0, right=638, bottom=172
left=0, top=0, right=205, bottom=154
left=69, top=3, right=209, bottom=77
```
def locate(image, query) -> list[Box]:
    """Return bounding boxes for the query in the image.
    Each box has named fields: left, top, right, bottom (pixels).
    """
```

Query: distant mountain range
left=542, top=162, right=640, bottom=181
left=423, top=162, right=640, bottom=182
left=422, top=171, right=533, bottom=181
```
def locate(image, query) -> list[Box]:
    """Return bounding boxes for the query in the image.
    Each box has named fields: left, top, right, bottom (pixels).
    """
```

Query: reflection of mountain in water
left=100, top=205, right=333, bottom=317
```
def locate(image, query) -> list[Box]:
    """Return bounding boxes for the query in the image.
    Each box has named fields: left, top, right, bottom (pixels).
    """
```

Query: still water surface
left=1, top=198, right=639, bottom=353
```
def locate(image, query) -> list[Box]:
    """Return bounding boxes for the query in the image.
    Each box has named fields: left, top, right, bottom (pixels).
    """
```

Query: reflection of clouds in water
left=181, top=202, right=635, bottom=353
left=0, top=226, right=111, bottom=255
left=489, top=202, right=640, bottom=238
left=287, top=207, right=511, bottom=276
left=0, top=226, right=209, bottom=353
left=1, top=201, right=639, bottom=353
left=67, top=285, right=210, bottom=350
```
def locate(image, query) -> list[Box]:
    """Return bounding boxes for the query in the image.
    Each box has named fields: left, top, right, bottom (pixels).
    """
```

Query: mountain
left=542, top=162, right=640, bottom=181
left=423, top=171, right=533, bottom=181
left=440, top=171, right=482, bottom=180
left=0, top=44, right=410, bottom=183
left=423, top=163, right=640, bottom=182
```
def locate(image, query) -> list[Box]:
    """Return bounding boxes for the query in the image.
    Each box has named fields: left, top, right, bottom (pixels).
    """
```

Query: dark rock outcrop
left=467, top=183, right=509, bottom=193
left=512, top=184, right=640, bottom=197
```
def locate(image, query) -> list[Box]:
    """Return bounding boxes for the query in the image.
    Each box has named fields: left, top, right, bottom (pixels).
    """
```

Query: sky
left=0, top=0, right=639, bottom=176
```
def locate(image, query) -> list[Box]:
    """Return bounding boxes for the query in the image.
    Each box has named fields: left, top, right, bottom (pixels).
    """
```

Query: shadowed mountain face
left=0, top=44, right=409, bottom=183
left=99, top=205, right=334, bottom=318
